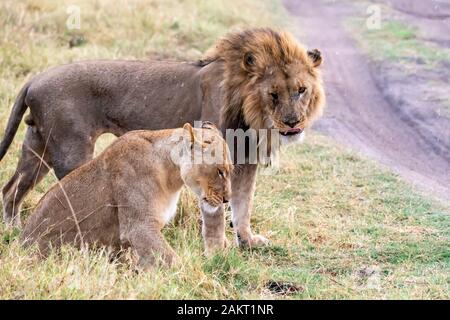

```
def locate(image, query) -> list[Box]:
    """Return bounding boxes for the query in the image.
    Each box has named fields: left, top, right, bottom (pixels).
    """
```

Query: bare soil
left=284, top=0, right=450, bottom=202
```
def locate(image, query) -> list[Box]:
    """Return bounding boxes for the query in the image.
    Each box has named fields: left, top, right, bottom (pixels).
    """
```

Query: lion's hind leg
left=2, top=127, right=51, bottom=227
left=48, top=134, right=95, bottom=180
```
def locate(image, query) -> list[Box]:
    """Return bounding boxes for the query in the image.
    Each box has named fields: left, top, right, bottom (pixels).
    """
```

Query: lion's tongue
left=280, top=128, right=302, bottom=135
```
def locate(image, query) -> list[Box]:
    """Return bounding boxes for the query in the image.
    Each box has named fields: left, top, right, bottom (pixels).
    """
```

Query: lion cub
left=21, top=122, right=232, bottom=268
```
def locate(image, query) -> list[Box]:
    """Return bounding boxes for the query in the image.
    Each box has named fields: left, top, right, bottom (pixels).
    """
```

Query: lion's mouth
left=279, top=128, right=303, bottom=136
left=203, top=195, right=222, bottom=207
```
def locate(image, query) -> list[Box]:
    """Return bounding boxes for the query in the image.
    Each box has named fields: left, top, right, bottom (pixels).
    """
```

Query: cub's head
left=181, top=122, right=233, bottom=214
left=205, top=28, right=325, bottom=144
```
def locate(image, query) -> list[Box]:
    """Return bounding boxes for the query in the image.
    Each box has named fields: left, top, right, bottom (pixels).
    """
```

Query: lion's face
left=213, top=29, right=325, bottom=146
left=181, top=122, right=233, bottom=213
left=242, top=48, right=324, bottom=145
left=260, top=62, right=321, bottom=143
left=188, top=163, right=232, bottom=213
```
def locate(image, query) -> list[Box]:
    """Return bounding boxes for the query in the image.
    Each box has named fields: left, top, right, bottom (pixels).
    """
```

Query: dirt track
left=284, top=0, right=450, bottom=202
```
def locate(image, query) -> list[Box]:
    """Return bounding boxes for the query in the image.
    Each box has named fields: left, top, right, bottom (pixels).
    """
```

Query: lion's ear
left=242, top=52, right=256, bottom=72
left=183, top=123, right=196, bottom=146
left=307, top=49, right=323, bottom=67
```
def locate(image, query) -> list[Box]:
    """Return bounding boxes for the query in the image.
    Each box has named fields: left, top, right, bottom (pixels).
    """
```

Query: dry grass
left=0, top=0, right=449, bottom=299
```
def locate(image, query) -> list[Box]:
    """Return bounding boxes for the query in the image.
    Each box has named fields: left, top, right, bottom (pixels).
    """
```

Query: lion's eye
left=218, top=169, right=224, bottom=178
left=293, top=87, right=307, bottom=100
left=270, top=92, right=279, bottom=103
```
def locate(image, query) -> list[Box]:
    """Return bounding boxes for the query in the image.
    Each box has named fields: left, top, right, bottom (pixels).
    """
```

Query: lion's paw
left=237, top=233, right=269, bottom=248
left=250, top=234, right=270, bottom=247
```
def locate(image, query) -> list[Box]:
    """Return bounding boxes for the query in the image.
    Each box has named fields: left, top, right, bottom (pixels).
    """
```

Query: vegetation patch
left=0, top=0, right=448, bottom=299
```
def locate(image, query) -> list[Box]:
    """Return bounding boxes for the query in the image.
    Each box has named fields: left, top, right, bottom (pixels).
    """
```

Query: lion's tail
left=0, top=82, right=30, bottom=162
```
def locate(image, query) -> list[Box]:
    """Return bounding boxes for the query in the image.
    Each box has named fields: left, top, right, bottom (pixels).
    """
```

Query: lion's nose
left=283, top=119, right=300, bottom=128
left=223, top=191, right=231, bottom=203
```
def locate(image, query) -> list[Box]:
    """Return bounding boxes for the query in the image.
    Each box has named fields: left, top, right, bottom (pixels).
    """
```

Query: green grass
left=0, top=0, right=449, bottom=299
left=1, top=134, right=449, bottom=299
left=347, top=19, right=449, bottom=67
left=345, top=3, right=450, bottom=119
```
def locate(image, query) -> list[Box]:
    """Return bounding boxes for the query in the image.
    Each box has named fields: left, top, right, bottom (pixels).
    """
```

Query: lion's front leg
left=201, top=203, right=227, bottom=256
left=231, top=164, right=269, bottom=248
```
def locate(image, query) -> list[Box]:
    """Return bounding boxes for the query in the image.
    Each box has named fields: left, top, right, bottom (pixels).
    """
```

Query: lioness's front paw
left=138, top=251, right=178, bottom=270
left=237, top=233, right=269, bottom=248
left=204, top=237, right=228, bottom=257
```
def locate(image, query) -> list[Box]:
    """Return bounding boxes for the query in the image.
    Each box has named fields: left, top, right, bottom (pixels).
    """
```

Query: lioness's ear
left=183, top=123, right=196, bottom=145
left=307, top=49, right=322, bottom=67
left=201, top=121, right=218, bottom=131
left=242, top=52, right=256, bottom=72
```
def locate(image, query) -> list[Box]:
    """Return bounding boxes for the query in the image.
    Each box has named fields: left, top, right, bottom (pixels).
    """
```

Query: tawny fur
left=2, top=28, right=325, bottom=249
left=20, top=124, right=232, bottom=268
left=202, top=28, right=325, bottom=132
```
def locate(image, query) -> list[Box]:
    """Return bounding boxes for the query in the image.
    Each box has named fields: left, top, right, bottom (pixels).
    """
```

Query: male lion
left=21, top=122, right=233, bottom=267
left=1, top=28, right=325, bottom=247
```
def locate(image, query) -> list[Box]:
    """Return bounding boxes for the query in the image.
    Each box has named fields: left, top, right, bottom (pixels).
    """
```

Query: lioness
left=21, top=122, right=233, bottom=267
left=1, top=28, right=325, bottom=247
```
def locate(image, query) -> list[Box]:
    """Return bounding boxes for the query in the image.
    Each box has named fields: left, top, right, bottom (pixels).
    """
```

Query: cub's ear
left=242, top=52, right=256, bottom=72
left=183, top=123, right=196, bottom=145
left=307, top=49, right=323, bottom=67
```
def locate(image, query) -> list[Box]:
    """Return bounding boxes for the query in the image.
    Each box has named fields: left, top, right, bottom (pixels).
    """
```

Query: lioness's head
left=181, top=122, right=233, bottom=213
left=204, top=28, right=325, bottom=144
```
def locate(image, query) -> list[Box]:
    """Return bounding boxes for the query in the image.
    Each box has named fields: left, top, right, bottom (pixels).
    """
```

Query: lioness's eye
left=270, top=92, right=279, bottom=103
left=218, top=169, right=224, bottom=178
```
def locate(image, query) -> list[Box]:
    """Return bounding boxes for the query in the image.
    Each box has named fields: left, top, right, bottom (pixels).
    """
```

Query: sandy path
left=284, top=0, right=450, bottom=202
